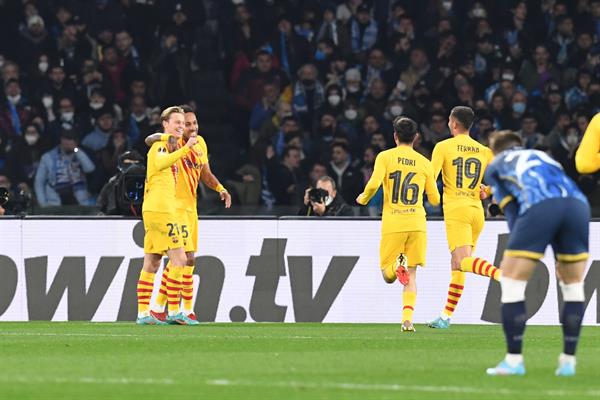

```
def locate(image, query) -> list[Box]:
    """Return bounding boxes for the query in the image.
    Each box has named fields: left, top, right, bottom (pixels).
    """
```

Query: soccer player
left=137, top=106, right=198, bottom=325
left=357, top=117, right=440, bottom=332
left=145, top=106, right=231, bottom=323
left=484, top=131, right=590, bottom=376
left=427, top=106, right=500, bottom=329
left=575, top=112, right=600, bottom=174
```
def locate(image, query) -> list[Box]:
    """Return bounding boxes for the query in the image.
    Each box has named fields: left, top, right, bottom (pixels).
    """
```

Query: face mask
left=61, top=111, right=74, bottom=120
left=42, top=96, right=53, bottom=108
left=315, top=49, right=326, bottom=61
left=25, top=133, right=40, bottom=146
left=344, top=109, right=358, bottom=120
left=512, top=102, right=526, bottom=114
left=566, top=134, right=579, bottom=146
left=471, top=7, right=486, bottom=18
left=89, top=101, right=104, bottom=110
left=232, top=0, right=244, bottom=4
left=501, top=73, right=515, bottom=81
left=442, top=1, right=452, bottom=11
left=328, top=94, right=341, bottom=106
left=7, top=95, right=21, bottom=105
left=38, top=61, right=49, bottom=74
left=390, top=105, right=403, bottom=116
left=347, top=85, right=360, bottom=93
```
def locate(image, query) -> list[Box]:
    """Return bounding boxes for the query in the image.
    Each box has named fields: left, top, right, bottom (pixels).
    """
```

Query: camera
left=117, top=164, right=146, bottom=210
left=308, top=188, right=329, bottom=203
left=0, top=187, right=32, bottom=215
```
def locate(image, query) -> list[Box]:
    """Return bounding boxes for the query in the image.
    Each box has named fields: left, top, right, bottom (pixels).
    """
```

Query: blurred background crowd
left=0, top=0, right=599, bottom=216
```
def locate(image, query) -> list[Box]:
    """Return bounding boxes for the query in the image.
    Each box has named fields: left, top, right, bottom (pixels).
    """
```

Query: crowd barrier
left=0, top=217, right=598, bottom=325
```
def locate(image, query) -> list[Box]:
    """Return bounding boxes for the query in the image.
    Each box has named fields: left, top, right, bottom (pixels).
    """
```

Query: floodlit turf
left=0, top=323, right=599, bottom=400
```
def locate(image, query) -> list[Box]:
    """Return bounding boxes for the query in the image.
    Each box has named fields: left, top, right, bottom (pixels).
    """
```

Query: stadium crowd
left=0, top=0, right=599, bottom=216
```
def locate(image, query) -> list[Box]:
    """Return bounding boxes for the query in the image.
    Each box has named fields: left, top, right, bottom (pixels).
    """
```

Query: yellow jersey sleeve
left=431, top=140, right=444, bottom=180
left=576, top=113, right=600, bottom=174
left=357, top=152, right=385, bottom=205
left=197, top=136, right=209, bottom=165
left=424, top=161, right=440, bottom=206
left=143, top=142, right=189, bottom=214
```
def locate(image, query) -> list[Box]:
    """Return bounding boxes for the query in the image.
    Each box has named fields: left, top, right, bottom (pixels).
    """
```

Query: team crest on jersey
left=158, top=146, right=166, bottom=153
left=184, top=158, right=200, bottom=169
left=172, top=237, right=179, bottom=244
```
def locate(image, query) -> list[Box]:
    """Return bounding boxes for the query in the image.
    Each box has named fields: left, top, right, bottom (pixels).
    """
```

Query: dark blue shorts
left=505, top=198, right=590, bottom=262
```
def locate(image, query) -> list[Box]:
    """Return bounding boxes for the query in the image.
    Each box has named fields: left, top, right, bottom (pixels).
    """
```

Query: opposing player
left=357, top=117, right=440, bottom=332
left=427, top=106, right=500, bottom=329
left=137, top=106, right=198, bottom=325
left=575, top=112, right=600, bottom=174
left=484, top=131, right=590, bottom=376
left=146, top=105, right=231, bottom=323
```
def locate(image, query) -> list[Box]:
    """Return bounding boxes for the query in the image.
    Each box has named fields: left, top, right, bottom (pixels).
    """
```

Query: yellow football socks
left=460, top=257, right=501, bottom=281
left=402, top=291, right=416, bottom=322
left=167, top=266, right=184, bottom=315
left=442, top=271, right=465, bottom=318
left=181, top=265, right=195, bottom=313
left=154, top=262, right=170, bottom=311
left=137, top=270, right=155, bottom=316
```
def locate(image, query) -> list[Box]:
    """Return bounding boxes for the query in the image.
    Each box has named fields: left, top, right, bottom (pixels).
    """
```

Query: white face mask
left=390, top=105, right=403, bottom=116
left=232, top=0, right=244, bottom=4
left=61, top=111, right=74, bottom=120
left=328, top=94, right=341, bottom=106
left=7, top=95, right=21, bottom=105
left=347, top=85, right=360, bottom=93
left=89, top=101, right=104, bottom=110
left=38, top=61, right=49, bottom=73
left=42, top=96, right=53, bottom=108
left=566, top=134, right=579, bottom=146
left=344, top=109, right=358, bottom=120
left=471, top=7, right=486, bottom=18
left=442, top=1, right=452, bottom=11
left=25, top=133, right=40, bottom=145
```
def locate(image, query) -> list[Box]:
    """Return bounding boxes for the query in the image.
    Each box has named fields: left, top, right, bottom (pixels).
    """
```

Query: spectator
left=292, top=63, right=325, bottom=130
left=82, top=107, right=114, bottom=152
left=47, top=96, right=90, bottom=142
left=18, top=15, right=56, bottom=69
left=34, top=129, right=95, bottom=207
left=126, top=95, right=151, bottom=150
left=517, top=113, right=545, bottom=149
left=565, top=69, right=592, bottom=110
left=249, top=80, right=280, bottom=140
left=327, top=142, right=363, bottom=204
left=350, top=4, right=378, bottom=61
left=270, top=14, right=310, bottom=79
left=316, top=4, right=351, bottom=57
left=269, top=145, right=303, bottom=206
left=518, top=44, right=560, bottom=93
left=4, top=123, right=45, bottom=187
left=0, top=79, right=36, bottom=137
left=299, top=175, right=353, bottom=216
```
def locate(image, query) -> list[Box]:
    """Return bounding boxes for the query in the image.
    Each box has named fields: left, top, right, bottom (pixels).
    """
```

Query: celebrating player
left=145, top=105, right=231, bottom=324
left=137, top=106, right=198, bottom=325
left=427, top=106, right=500, bottom=329
left=484, top=131, right=590, bottom=376
left=357, top=117, right=440, bottom=332
left=575, top=112, right=600, bottom=174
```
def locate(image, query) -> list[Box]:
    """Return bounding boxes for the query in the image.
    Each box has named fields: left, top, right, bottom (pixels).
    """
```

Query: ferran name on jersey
left=457, top=145, right=480, bottom=153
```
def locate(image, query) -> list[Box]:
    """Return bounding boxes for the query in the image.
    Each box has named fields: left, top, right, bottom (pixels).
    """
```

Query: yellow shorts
left=444, top=207, right=485, bottom=252
left=177, top=209, right=198, bottom=253
left=142, top=211, right=184, bottom=254
left=380, top=231, right=427, bottom=271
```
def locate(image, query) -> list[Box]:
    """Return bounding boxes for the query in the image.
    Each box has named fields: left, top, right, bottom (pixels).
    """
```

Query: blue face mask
left=315, top=49, right=326, bottom=61
left=512, top=102, right=526, bottom=114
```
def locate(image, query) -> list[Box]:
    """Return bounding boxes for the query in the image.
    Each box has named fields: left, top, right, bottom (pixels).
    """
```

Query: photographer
left=0, top=173, right=32, bottom=215
left=299, top=175, right=353, bottom=216
left=97, top=150, right=145, bottom=216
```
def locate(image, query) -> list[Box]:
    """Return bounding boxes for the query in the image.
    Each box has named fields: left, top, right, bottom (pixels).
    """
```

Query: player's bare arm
left=144, top=133, right=163, bottom=146
left=200, top=162, right=231, bottom=208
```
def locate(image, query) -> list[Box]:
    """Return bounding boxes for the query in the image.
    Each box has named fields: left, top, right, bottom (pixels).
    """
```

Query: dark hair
left=283, top=145, right=300, bottom=158
left=180, top=104, right=194, bottom=114
left=450, top=106, right=475, bottom=130
left=393, top=116, right=418, bottom=143
left=331, top=141, right=349, bottom=153
left=491, top=131, right=523, bottom=153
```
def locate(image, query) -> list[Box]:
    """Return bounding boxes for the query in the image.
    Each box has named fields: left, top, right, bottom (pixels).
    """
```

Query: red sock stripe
left=183, top=274, right=193, bottom=279
left=472, top=257, right=480, bottom=272
left=165, top=285, right=180, bottom=291
left=159, top=289, right=167, bottom=295
left=136, top=288, right=153, bottom=293
left=403, top=305, right=414, bottom=311
left=182, top=281, right=193, bottom=285
left=445, top=306, right=455, bottom=312
left=137, top=295, right=151, bottom=300
left=139, top=301, right=150, bottom=305
left=448, top=291, right=462, bottom=298
left=137, top=280, right=154, bottom=287
left=476, top=259, right=486, bottom=275
left=449, top=283, right=464, bottom=290
left=182, top=295, right=193, bottom=301
left=167, top=293, right=179, bottom=298
left=168, top=301, right=179, bottom=305
left=447, top=299, right=458, bottom=305
left=484, top=264, right=492, bottom=276
left=160, top=279, right=167, bottom=285
left=181, top=288, right=193, bottom=293
left=166, top=277, right=181, bottom=285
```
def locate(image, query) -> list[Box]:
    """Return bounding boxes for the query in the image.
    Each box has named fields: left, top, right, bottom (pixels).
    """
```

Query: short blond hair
left=160, top=106, right=185, bottom=122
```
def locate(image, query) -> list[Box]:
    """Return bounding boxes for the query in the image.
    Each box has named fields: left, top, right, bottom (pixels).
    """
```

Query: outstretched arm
left=200, top=162, right=231, bottom=208
left=145, top=133, right=169, bottom=147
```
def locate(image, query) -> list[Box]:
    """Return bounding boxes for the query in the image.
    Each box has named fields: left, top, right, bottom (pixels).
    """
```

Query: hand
left=0, top=205, right=5, bottom=216
left=186, top=135, right=198, bottom=148
left=311, top=200, right=326, bottom=215
left=479, top=184, right=489, bottom=200
left=266, top=145, right=275, bottom=160
left=286, top=184, right=296, bottom=194
left=220, top=190, right=232, bottom=208
left=356, top=193, right=366, bottom=205
left=303, top=188, right=311, bottom=206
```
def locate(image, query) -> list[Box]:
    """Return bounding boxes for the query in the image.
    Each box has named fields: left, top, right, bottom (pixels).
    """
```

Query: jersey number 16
left=389, top=171, right=418, bottom=205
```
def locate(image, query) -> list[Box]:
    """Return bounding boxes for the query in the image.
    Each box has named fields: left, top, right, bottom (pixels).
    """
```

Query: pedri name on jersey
left=397, top=157, right=416, bottom=166
left=457, top=145, right=480, bottom=153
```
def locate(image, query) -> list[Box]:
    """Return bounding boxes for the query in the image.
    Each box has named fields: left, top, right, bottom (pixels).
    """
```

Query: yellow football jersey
left=173, top=136, right=209, bottom=211
left=431, top=134, right=493, bottom=212
left=358, top=144, right=440, bottom=233
left=575, top=112, right=600, bottom=174
left=142, top=140, right=191, bottom=214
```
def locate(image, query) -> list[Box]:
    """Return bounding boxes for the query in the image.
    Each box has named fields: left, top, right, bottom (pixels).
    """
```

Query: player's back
left=143, top=141, right=179, bottom=214
left=432, top=134, right=493, bottom=211
left=486, top=148, right=588, bottom=215
left=378, top=145, right=438, bottom=233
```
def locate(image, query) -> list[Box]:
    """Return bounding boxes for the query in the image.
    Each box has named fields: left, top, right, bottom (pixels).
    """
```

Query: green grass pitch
left=0, top=322, right=599, bottom=400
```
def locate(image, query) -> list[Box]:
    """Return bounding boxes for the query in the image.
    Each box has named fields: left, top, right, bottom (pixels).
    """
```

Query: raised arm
left=145, top=133, right=169, bottom=147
